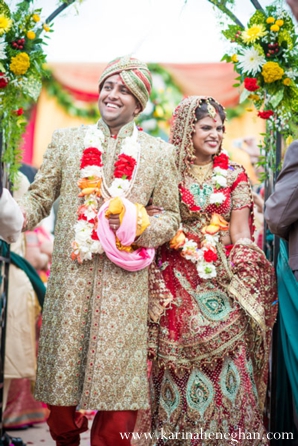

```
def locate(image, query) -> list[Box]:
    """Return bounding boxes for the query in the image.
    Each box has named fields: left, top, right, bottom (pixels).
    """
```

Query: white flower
left=80, top=166, right=102, bottom=178
left=214, top=166, right=227, bottom=176
left=213, top=175, right=227, bottom=188
left=83, top=194, right=98, bottom=208
left=121, top=138, right=140, bottom=158
left=0, top=37, right=7, bottom=59
left=74, top=220, right=93, bottom=243
left=204, top=233, right=219, bottom=244
left=109, top=178, right=130, bottom=197
left=82, top=204, right=97, bottom=220
left=90, top=240, right=104, bottom=254
left=285, top=69, right=298, bottom=80
left=197, top=262, right=217, bottom=279
left=209, top=192, right=225, bottom=205
left=84, top=127, right=105, bottom=150
left=237, top=47, right=266, bottom=76
left=181, top=239, right=200, bottom=261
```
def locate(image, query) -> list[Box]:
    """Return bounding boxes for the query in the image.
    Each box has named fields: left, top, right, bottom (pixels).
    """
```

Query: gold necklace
left=190, top=161, right=213, bottom=184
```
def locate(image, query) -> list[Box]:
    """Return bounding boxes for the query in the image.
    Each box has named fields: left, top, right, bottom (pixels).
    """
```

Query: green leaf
left=239, top=88, right=250, bottom=103
left=270, top=89, right=284, bottom=108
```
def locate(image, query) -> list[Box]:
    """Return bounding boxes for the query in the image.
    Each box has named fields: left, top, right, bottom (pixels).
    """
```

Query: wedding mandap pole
left=0, top=2, right=76, bottom=443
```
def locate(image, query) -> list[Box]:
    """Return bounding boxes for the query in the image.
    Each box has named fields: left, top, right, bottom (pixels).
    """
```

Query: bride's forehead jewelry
left=206, top=100, right=217, bottom=121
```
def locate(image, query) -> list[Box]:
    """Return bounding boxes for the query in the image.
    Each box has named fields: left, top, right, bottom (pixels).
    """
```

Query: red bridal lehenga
left=144, top=162, right=277, bottom=446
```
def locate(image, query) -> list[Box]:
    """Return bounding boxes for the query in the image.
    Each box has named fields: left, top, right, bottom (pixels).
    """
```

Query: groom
left=18, top=56, right=180, bottom=446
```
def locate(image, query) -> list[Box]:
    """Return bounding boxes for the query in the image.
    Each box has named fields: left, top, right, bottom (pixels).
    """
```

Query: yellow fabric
left=105, top=198, right=150, bottom=252
left=135, top=203, right=150, bottom=237
left=105, top=197, right=126, bottom=223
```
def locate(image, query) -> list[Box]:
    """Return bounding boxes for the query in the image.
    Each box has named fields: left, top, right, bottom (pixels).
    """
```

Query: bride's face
left=192, top=114, right=224, bottom=162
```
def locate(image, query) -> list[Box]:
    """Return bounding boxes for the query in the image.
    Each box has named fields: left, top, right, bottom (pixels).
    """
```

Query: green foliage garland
left=0, top=0, right=78, bottom=181
left=220, top=1, right=298, bottom=178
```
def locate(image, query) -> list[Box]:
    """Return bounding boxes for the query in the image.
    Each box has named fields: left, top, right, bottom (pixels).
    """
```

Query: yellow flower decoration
left=283, top=77, right=291, bottom=86
left=286, top=135, right=293, bottom=147
left=246, top=107, right=254, bottom=112
left=0, top=14, right=13, bottom=35
left=43, top=24, right=50, bottom=32
left=10, top=52, right=30, bottom=75
left=32, top=14, right=40, bottom=22
left=231, top=54, right=238, bottom=62
left=276, top=19, right=284, bottom=27
left=266, top=17, right=275, bottom=24
left=261, top=62, right=284, bottom=83
left=248, top=94, right=260, bottom=101
left=242, top=24, right=267, bottom=43
left=271, top=24, right=280, bottom=32
left=27, top=30, right=36, bottom=40
left=153, top=105, right=164, bottom=118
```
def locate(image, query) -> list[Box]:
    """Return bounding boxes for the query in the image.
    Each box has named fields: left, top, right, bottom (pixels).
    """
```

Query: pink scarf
left=97, top=198, right=155, bottom=271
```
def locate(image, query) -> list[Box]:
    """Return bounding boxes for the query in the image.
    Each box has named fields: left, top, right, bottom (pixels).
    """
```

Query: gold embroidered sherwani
left=20, top=120, right=180, bottom=410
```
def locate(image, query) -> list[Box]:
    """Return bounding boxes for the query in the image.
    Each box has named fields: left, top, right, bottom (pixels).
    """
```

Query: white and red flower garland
left=71, top=125, right=140, bottom=263
left=171, top=151, right=230, bottom=279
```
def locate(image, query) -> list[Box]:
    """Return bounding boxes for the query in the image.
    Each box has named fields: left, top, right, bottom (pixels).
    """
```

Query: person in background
left=287, top=0, right=298, bottom=19
left=0, top=188, right=24, bottom=244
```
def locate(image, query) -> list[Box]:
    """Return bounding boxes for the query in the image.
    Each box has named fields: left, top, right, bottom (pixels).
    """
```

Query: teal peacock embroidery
left=220, top=358, right=241, bottom=404
left=186, top=368, right=214, bottom=417
left=174, top=270, right=232, bottom=322
left=189, top=183, right=213, bottom=208
left=160, top=370, right=181, bottom=420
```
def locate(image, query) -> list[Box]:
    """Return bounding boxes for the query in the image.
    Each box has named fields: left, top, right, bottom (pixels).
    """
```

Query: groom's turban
left=99, top=56, right=152, bottom=111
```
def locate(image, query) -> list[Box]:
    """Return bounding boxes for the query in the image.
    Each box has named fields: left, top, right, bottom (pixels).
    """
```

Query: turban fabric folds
left=99, top=56, right=152, bottom=111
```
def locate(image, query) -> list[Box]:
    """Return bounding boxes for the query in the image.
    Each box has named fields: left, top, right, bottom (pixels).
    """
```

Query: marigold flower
left=276, top=19, right=284, bottom=27
left=271, top=24, right=280, bottom=32
left=231, top=54, right=238, bottom=63
left=261, top=61, right=284, bottom=83
left=10, top=52, right=30, bottom=75
left=244, top=77, right=260, bottom=91
left=242, top=24, right=267, bottom=43
left=27, top=30, right=36, bottom=40
left=32, top=14, right=40, bottom=22
left=266, top=17, right=275, bottom=24
left=248, top=94, right=260, bottom=101
left=283, top=77, right=291, bottom=86
left=0, top=14, right=13, bottom=36
left=170, top=230, right=186, bottom=250
left=43, top=24, right=50, bottom=32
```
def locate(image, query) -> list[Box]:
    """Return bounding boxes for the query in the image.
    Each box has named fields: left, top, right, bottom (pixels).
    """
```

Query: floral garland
left=0, top=0, right=78, bottom=181
left=171, top=151, right=230, bottom=279
left=71, top=125, right=140, bottom=263
left=221, top=2, right=298, bottom=177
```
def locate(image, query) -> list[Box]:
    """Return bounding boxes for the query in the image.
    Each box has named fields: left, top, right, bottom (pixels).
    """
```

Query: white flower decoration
left=214, top=166, right=227, bottom=176
left=213, top=175, right=227, bottom=188
left=121, top=137, right=140, bottom=158
left=84, top=127, right=105, bottom=150
left=237, top=47, right=266, bottom=76
left=209, top=192, right=226, bottom=205
left=109, top=178, right=130, bottom=197
left=0, top=37, right=7, bottom=59
left=197, top=262, right=217, bottom=279
left=80, top=165, right=102, bottom=179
